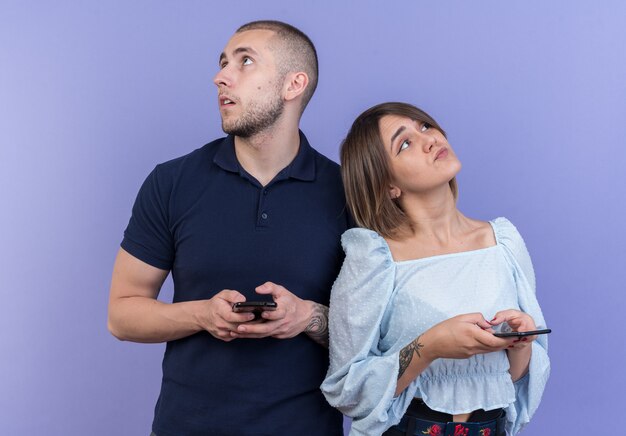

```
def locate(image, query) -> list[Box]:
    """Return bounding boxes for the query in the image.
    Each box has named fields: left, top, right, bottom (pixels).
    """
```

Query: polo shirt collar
left=213, top=130, right=316, bottom=182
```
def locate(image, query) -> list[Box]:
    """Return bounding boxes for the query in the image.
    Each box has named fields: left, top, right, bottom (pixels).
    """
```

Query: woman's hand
left=490, top=309, right=537, bottom=351
left=395, top=313, right=513, bottom=395
left=421, top=313, right=512, bottom=360
left=490, top=309, right=536, bottom=381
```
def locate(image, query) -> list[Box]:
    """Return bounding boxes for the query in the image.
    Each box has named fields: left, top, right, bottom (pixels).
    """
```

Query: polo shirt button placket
left=257, top=187, right=270, bottom=228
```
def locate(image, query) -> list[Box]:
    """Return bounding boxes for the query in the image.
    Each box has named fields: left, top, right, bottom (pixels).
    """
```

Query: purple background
left=1, top=1, right=624, bottom=435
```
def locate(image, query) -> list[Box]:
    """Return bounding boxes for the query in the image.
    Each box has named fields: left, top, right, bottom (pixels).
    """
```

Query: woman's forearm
left=395, top=334, right=435, bottom=396
left=507, top=345, right=532, bottom=381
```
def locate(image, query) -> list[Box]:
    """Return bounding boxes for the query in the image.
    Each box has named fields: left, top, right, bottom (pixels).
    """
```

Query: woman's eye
left=398, top=140, right=410, bottom=153
left=420, top=122, right=431, bottom=133
left=242, top=57, right=253, bottom=66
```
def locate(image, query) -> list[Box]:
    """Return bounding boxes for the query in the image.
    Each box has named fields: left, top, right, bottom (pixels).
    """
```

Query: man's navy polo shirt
left=121, top=132, right=349, bottom=436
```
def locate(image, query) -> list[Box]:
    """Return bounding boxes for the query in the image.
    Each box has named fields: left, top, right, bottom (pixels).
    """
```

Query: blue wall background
left=1, top=1, right=624, bottom=434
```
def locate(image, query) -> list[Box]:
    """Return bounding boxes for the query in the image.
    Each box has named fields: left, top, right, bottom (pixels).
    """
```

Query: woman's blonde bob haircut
left=340, top=102, right=458, bottom=239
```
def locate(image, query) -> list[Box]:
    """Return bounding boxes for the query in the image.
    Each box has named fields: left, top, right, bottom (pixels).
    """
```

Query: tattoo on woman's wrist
left=305, top=303, right=329, bottom=348
left=398, top=336, right=424, bottom=379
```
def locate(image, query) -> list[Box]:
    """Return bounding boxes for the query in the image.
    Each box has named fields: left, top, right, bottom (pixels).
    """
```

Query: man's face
left=213, top=29, right=285, bottom=138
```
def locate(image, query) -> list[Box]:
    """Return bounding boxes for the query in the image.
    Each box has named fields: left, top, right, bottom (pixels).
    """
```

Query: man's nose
left=213, top=67, right=231, bottom=87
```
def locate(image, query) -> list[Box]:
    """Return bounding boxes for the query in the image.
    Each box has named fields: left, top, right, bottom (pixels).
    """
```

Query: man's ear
left=283, top=72, right=309, bottom=102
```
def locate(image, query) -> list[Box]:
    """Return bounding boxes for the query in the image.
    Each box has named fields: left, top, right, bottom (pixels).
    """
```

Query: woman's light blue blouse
left=321, top=218, right=550, bottom=436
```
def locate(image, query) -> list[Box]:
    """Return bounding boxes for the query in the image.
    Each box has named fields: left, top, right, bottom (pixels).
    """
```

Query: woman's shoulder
left=489, top=217, right=535, bottom=278
left=340, top=228, right=395, bottom=263
left=489, top=217, right=525, bottom=247
left=463, top=217, right=499, bottom=247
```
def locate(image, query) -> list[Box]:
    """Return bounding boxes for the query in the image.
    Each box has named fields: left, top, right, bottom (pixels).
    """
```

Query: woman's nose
left=421, top=133, right=436, bottom=152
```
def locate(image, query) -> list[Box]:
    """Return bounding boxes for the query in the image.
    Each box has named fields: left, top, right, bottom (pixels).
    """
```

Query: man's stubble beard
left=221, top=86, right=285, bottom=138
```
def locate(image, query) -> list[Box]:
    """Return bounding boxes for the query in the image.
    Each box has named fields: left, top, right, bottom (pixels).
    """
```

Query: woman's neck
left=396, top=187, right=463, bottom=242
left=387, top=187, right=495, bottom=261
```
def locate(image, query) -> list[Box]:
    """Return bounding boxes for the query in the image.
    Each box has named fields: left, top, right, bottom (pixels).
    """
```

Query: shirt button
left=263, top=190, right=268, bottom=195
left=261, top=212, right=268, bottom=219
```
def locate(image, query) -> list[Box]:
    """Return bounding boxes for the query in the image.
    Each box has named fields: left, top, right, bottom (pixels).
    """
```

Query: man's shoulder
left=155, top=137, right=225, bottom=172
left=313, top=149, right=340, bottom=170
left=306, top=144, right=341, bottom=179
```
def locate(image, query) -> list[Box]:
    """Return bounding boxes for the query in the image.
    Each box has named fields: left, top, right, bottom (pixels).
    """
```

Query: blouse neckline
left=386, top=219, right=501, bottom=265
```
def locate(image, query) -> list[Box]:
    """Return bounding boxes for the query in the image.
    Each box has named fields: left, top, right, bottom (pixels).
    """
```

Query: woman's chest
left=380, top=252, right=518, bottom=348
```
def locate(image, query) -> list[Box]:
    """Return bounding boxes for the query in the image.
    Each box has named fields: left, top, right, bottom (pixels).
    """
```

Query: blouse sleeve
left=494, top=218, right=551, bottom=435
left=321, top=228, right=417, bottom=436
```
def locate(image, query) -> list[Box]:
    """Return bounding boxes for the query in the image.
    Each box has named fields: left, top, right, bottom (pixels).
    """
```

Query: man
left=107, top=20, right=349, bottom=435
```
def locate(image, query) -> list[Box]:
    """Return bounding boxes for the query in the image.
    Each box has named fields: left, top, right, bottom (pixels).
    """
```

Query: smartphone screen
left=232, top=301, right=277, bottom=312
left=232, top=301, right=277, bottom=320
left=493, top=328, right=551, bottom=338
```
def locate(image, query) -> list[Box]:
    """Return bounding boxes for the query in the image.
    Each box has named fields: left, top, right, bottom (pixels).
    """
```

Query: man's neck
left=234, top=121, right=301, bottom=187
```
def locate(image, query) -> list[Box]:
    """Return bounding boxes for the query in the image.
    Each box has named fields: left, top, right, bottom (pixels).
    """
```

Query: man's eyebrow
left=390, top=126, right=406, bottom=151
left=219, top=46, right=259, bottom=64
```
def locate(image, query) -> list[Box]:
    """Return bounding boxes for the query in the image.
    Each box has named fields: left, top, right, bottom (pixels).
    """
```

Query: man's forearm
left=304, top=302, right=329, bottom=348
left=108, top=297, right=204, bottom=343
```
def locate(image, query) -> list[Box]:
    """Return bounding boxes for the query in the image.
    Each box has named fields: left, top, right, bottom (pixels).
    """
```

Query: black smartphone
left=493, top=328, right=551, bottom=338
left=232, top=301, right=277, bottom=320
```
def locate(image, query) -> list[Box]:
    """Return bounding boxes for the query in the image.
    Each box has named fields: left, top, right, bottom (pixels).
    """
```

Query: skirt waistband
left=384, top=399, right=506, bottom=436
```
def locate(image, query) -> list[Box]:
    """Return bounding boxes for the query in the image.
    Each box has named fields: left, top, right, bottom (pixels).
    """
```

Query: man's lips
left=219, top=95, right=236, bottom=106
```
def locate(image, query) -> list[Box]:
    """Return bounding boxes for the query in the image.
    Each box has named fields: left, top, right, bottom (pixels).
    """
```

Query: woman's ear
left=283, top=72, right=309, bottom=102
left=389, top=185, right=401, bottom=200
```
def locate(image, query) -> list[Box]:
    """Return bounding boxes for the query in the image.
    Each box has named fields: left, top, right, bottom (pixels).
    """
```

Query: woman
left=321, top=102, right=549, bottom=436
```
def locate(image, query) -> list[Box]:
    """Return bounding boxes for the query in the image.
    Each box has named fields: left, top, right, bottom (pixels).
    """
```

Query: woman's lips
left=435, top=148, right=448, bottom=160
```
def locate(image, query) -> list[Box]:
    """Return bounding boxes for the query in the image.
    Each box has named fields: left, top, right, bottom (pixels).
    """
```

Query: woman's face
left=379, top=114, right=461, bottom=197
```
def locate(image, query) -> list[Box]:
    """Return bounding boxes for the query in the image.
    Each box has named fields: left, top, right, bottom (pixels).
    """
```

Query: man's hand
left=232, top=282, right=323, bottom=343
left=198, top=290, right=255, bottom=342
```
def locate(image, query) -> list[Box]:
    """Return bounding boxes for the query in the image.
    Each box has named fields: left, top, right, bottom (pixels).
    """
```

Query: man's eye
left=243, top=57, right=253, bottom=66
left=219, top=62, right=227, bottom=69
left=420, top=122, right=431, bottom=132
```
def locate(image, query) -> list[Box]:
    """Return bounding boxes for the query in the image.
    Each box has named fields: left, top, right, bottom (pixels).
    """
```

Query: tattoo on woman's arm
left=398, top=336, right=424, bottom=379
left=305, top=303, right=329, bottom=348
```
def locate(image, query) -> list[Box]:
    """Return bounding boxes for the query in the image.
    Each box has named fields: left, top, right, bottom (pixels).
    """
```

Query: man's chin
left=222, top=124, right=253, bottom=138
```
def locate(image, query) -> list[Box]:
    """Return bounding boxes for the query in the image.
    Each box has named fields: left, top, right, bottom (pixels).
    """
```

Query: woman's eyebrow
left=390, top=126, right=406, bottom=151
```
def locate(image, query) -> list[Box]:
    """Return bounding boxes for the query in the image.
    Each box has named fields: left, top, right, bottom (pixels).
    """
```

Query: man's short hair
left=236, top=20, right=318, bottom=113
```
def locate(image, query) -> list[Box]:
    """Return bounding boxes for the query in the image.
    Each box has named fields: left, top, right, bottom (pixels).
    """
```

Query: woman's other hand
left=490, top=309, right=537, bottom=350
left=490, top=309, right=536, bottom=380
